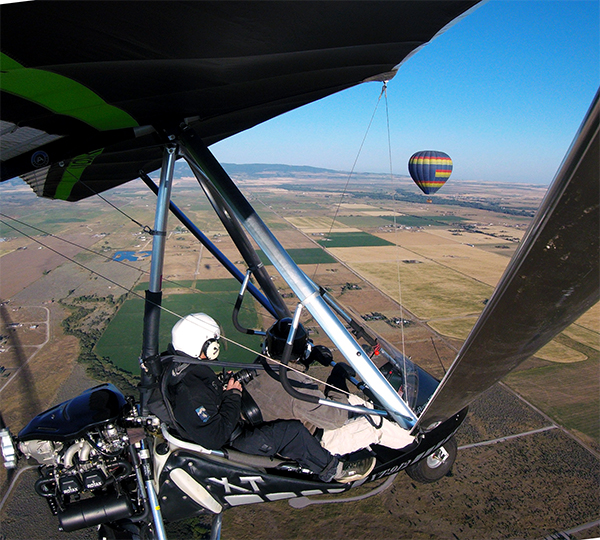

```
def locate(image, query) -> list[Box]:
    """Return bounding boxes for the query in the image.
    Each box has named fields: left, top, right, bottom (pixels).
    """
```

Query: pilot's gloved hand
left=325, top=362, right=356, bottom=396
left=308, top=345, right=334, bottom=367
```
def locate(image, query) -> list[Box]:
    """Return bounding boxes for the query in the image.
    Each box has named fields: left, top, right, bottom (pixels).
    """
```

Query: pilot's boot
left=333, top=456, right=376, bottom=483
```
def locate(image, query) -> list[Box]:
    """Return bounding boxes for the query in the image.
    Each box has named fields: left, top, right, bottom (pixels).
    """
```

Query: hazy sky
left=212, top=1, right=599, bottom=185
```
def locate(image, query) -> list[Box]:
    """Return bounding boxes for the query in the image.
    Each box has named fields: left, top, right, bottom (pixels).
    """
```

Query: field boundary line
left=501, top=382, right=600, bottom=460
left=458, top=425, right=558, bottom=450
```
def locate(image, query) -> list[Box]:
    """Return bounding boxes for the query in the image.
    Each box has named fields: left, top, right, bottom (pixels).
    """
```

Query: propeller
left=415, top=89, right=600, bottom=432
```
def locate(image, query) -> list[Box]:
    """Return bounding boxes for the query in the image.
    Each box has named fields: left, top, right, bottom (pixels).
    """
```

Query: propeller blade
left=415, top=89, right=600, bottom=432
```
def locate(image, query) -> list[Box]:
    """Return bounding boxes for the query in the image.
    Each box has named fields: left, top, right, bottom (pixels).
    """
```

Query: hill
left=222, top=162, right=339, bottom=178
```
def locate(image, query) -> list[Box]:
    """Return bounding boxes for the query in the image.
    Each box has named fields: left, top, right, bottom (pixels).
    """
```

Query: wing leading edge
left=415, top=89, right=600, bottom=432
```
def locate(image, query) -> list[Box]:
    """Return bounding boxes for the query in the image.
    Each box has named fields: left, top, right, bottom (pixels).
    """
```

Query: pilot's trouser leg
left=230, top=419, right=339, bottom=481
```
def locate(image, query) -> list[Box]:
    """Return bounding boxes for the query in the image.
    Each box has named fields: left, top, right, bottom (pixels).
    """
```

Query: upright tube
left=140, top=145, right=177, bottom=414
left=145, top=480, right=167, bottom=540
left=137, top=441, right=167, bottom=540
left=147, top=145, right=177, bottom=294
left=210, top=513, right=223, bottom=540
left=140, top=172, right=278, bottom=318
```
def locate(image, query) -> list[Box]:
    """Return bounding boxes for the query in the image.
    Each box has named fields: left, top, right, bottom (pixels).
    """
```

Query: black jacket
left=170, top=359, right=242, bottom=450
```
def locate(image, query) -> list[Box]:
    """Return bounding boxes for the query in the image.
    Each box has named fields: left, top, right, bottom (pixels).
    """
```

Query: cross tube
left=178, top=127, right=417, bottom=430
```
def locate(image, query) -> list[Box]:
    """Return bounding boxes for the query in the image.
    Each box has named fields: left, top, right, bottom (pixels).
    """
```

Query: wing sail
left=1, top=2, right=480, bottom=199
left=415, top=89, right=600, bottom=431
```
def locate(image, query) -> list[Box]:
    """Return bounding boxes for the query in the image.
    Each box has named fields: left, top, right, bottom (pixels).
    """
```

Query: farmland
left=0, top=165, right=598, bottom=540
left=256, top=248, right=336, bottom=265
left=316, top=231, right=395, bottom=248
left=95, top=280, right=263, bottom=372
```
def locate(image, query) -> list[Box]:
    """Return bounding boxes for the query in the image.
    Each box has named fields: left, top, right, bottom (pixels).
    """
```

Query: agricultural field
left=285, top=215, right=360, bottom=232
left=256, top=248, right=336, bottom=266
left=1, top=166, right=598, bottom=540
left=95, top=279, right=263, bottom=373
left=316, top=231, right=395, bottom=248
left=241, top=172, right=599, bottom=453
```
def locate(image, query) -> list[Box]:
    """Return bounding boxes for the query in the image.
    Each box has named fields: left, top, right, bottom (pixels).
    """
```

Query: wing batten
left=0, top=121, right=63, bottom=162
left=415, top=89, right=600, bottom=431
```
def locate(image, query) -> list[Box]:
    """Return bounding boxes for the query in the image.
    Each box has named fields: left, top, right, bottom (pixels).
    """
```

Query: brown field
left=350, top=260, right=492, bottom=320
left=1, top=173, right=598, bottom=540
left=427, top=316, right=480, bottom=340
left=391, top=242, right=510, bottom=287
left=0, top=234, right=102, bottom=299
left=574, top=302, right=600, bottom=333
left=535, top=338, right=588, bottom=363
left=0, top=303, right=80, bottom=435
left=286, top=216, right=362, bottom=233
left=563, top=322, right=600, bottom=352
left=375, top=229, right=454, bottom=246
left=338, top=203, right=376, bottom=210
left=329, top=245, right=416, bottom=263
left=426, top=228, right=517, bottom=245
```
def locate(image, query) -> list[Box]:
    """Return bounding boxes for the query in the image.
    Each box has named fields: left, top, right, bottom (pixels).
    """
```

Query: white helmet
left=171, top=313, right=221, bottom=360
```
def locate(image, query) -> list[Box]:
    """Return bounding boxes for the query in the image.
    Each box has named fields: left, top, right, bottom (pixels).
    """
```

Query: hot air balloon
left=408, top=151, right=453, bottom=195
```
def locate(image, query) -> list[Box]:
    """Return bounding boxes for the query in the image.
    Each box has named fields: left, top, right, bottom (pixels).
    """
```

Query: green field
left=134, top=279, right=195, bottom=291
left=256, top=248, right=336, bottom=265
left=317, top=232, right=395, bottom=248
left=95, top=279, right=263, bottom=373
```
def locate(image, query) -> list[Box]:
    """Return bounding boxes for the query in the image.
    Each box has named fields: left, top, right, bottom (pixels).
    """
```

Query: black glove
left=325, top=362, right=356, bottom=396
left=308, top=344, right=334, bottom=367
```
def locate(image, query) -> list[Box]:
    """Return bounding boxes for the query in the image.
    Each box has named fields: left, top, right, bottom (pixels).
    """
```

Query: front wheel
left=405, top=436, right=457, bottom=483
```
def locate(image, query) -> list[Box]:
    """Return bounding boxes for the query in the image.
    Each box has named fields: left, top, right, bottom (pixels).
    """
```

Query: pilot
left=165, top=313, right=376, bottom=484
left=244, top=318, right=415, bottom=455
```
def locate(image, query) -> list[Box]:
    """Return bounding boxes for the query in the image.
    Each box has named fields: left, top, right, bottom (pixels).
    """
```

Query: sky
left=212, top=0, right=599, bottom=185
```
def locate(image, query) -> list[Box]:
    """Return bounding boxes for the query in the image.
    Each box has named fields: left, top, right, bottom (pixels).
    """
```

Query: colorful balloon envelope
left=408, top=151, right=452, bottom=195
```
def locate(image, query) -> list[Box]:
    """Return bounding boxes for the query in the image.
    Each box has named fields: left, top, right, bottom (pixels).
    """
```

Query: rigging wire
left=0, top=213, right=255, bottom=316
left=79, top=179, right=149, bottom=231
left=0, top=217, right=350, bottom=397
left=3, top=140, right=388, bottom=401
left=311, top=83, right=387, bottom=282
left=27, top=157, right=262, bottom=317
left=431, top=337, right=447, bottom=376
left=383, top=84, right=409, bottom=379
left=1, top=219, right=148, bottom=301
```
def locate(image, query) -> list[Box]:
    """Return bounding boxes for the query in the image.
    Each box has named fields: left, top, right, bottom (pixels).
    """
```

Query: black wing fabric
left=1, top=1, right=478, bottom=200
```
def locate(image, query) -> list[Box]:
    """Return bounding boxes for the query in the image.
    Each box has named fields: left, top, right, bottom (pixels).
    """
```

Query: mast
left=139, top=144, right=177, bottom=414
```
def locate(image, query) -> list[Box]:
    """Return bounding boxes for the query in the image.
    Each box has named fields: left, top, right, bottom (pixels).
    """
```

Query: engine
left=12, top=384, right=144, bottom=532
